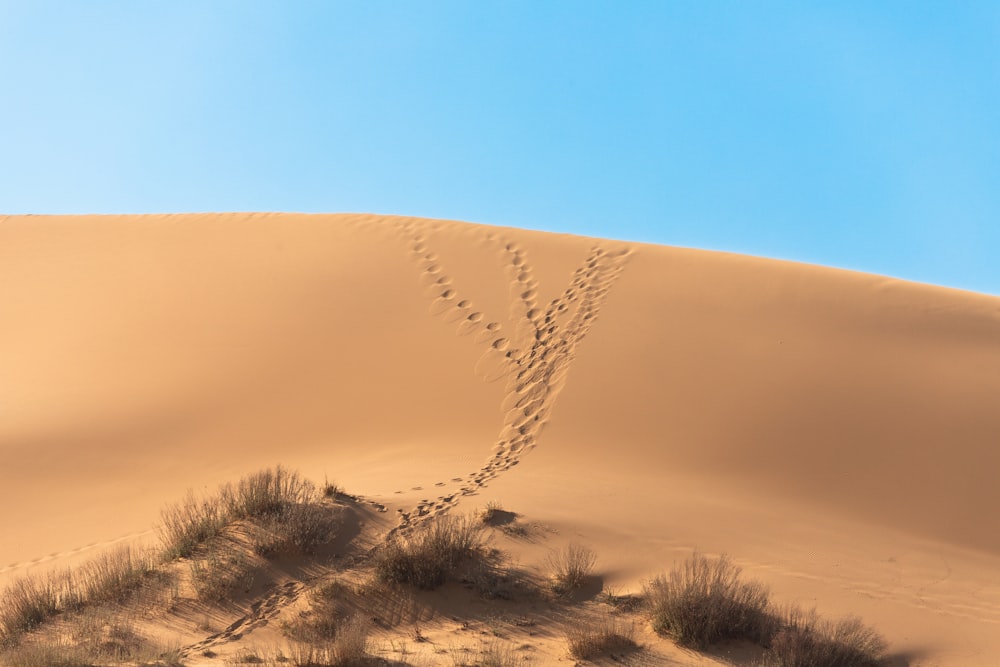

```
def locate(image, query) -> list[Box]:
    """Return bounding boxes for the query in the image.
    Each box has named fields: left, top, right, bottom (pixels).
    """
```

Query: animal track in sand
left=390, top=218, right=630, bottom=534
left=179, top=581, right=307, bottom=657
left=0, top=528, right=157, bottom=575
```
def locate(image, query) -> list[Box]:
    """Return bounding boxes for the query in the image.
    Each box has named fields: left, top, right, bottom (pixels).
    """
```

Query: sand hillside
left=2, top=213, right=999, bottom=665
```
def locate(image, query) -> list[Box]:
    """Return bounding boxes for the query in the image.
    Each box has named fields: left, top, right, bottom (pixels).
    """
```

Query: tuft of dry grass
left=466, top=553, right=526, bottom=601
left=374, top=514, right=485, bottom=589
left=757, top=606, right=886, bottom=667
left=478, top=500, right=504, bottom=524
left=78, top=544, right=158, bottom=605
left=284, top=615, right=370, bottom=665
left=466, top=640, right=520, bottom=667
left=0, top=642, right=92, bottom=667
left=0, top=545, right=157, bottom=648
left=160, top=466, right=337, bottom=562
left=644, top=552, right=772, bottom=649
left=322, top=475, right=342, bottom=499
left=566, top=612, right=636, bottom=659
left=0, top=576, right=59, bottom=646
left=546, top=543, right=596, bottom=595
left=221, top=466, right=316, bottom=520
left=250, top=503, right=338, bottom=557
left=159, top=491, right=228, bottom=560
left=1, top=612, right=182, bottom=667
left=189, top=541, right=258, bottom=602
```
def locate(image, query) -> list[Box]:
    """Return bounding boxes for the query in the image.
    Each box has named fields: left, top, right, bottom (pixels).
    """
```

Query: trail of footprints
left=179, top=219, right=630, bottom=654
left=390, top=219, right=630, bottom=533
left=179, top=581, right=307, bottom=657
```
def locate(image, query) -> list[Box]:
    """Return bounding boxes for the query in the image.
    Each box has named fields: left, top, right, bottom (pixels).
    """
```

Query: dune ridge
left=2, top=212, right=999, bottom=664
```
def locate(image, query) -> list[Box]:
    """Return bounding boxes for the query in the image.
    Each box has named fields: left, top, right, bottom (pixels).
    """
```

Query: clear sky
left=2, top=1, right=998, bottom=295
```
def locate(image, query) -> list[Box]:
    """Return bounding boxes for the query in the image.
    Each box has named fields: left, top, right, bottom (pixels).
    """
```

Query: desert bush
left=467, top=554, right=523, bottom=601
left=222, top=466, right=315, bottom=520
left=374, top=514, right=484, bottom=589
left=78, top=544, right=157, bottom=605
left=286, top=616, right=369, bottom=665
left=189, top=543, right=257, bottom=602
left=70, top=608, right=145, bottom=661
left=0, top=575, right=60, bottom=646
left=161, top=467, right=332, bottom=561
left=472, top=640, right=520, bottom=667
left=758, top=606, right=886, bottom=667
left=159, top=491, right=227, bottom=559
left=251, top=503, right=338, bottom=557
left=644, top=552, right=772, bottom=648
left=547, top=543, right=596, bottom=594
left=229, top=647, right=265, bottom=664
left=0, top=642, right=91, bottom=667
left=0, top=549, right=156, bottom=648
left=328, top=615, right=369, bottom=664
left=479, top=500, right=504, bottom=524
left=598, top=586, right=643, bottom=612
left=566, top=612, right=636, bottom=659
left=322, top=476, right=342, bottom=499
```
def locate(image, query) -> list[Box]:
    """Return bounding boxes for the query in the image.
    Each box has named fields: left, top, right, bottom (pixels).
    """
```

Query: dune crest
left=2, top=213, right=999, bottom=664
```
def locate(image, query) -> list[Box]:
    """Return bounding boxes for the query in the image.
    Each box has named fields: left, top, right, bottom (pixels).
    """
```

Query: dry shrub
left=644, top=552, right=772, bottom=648
left=189, top=542, right=257, bottom=602
left=479, top=500, right=503, bottom=524
left=0, top=547, right=155, bottom=648
left=467, top=553, right=524, bottom=601
left=250, top=503, right=339, bottom=557
left=78, top=544, right=157, bottom=605
left=159, top=491, right=227, bottom=559
left=160, top=466, right=335, bottom=561
left=566, top=612, right=636, bottom=659
left=473, top=640, right=520, bottom=667
left=0, top=576, right=59, bottom=646
left=374, top=514, right=484, bottom=589
left=547, top=543, right=596, bottom=594
left=759, top=606, right=886, bottom=667
left=70, top=609, right=145, bottom=661
left=287, top=615, right=370, bottom=665
left=0, top=642, right=91, bottom=667
left=222, top=466, right=316, bottom=520
left=2, top=613, right=176, bottom=667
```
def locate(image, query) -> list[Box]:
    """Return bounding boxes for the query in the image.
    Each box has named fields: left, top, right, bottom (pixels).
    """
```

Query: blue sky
left=2, top=1, right=998, bottom=295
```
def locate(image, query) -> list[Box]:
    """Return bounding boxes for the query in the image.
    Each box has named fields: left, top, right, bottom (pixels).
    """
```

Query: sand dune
left=2, top=213, right=999, bottom=664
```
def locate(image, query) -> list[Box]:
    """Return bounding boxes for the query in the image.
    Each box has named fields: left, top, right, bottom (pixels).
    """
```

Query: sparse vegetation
left=189, top=541, right=258, bottom=601
left=0, top=545, right=158, bottom=648
left=757, top=606, right=886, bottom=667
left=159, top=490, right=228, bottom=559
left=323, top=476, right=342, bottom=499
left=467, top=640, right=520, bottom=667
left=546, top=543, right=596, bottom=595
left=466, top=552, right=525, bottom=601
left=566, top=612, right=636, bottom=659
left=3, top=466, right=339, bottom=649
left=598, top=585, right=643, bottom=612
left=478, top=500, right=504, bottom=524
left=285, top=615, right=370, bottom=665
left=4, top=474, right=893, bottom=666
left=78, top=545, right=158, bottom=605
left=374, top=514, right=484, bottom=589
left=160, top=466, right=338, bottom=561
left=0, top=576, right=59, bottom=646
left=221, top=466, right=315, bottom=520
left=1, top=613, right=183, bottom=667
left=644, top=552, right=772, bottom=648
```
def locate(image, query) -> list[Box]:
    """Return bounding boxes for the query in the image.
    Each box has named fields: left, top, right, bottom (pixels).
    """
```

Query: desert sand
left=1, top=213, right=999, bottom=665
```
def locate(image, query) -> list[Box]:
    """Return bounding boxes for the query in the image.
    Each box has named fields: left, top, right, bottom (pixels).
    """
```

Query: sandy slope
left=1, top=213, right=999, bottom=664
